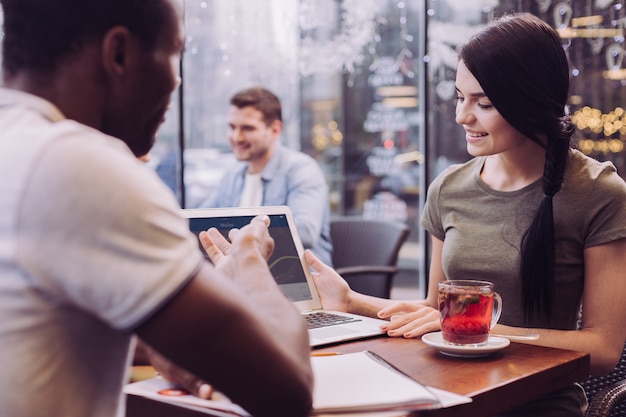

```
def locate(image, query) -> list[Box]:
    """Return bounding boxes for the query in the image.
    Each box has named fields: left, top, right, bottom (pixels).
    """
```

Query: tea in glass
left=438, top=280, right=502, bottom=346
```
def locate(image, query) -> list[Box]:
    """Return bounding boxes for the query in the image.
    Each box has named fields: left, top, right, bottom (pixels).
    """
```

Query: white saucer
left=421, top=332, right=510, bottom=358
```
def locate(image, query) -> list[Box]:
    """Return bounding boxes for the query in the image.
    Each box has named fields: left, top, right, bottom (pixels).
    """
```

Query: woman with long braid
left=306, top=13, right=626, bottom=416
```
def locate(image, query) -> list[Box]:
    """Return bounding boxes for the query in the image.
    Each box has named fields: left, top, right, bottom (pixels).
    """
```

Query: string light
left=572, top=106, right=626, bottom=155
left=312, top=121, right=344, bottom=151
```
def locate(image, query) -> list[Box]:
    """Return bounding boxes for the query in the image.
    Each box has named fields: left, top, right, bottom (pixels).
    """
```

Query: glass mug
left=437, top=280, right=502, bottom=346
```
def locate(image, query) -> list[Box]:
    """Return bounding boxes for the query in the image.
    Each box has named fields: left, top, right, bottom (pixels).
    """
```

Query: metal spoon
left=491, top=333, right=540, bottom=341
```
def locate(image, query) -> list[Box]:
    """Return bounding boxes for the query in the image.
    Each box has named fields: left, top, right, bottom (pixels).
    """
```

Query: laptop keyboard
left=305, top=311, right=361, bottom=329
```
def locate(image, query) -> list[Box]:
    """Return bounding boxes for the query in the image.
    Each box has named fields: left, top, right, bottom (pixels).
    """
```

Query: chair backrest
left=330, top=216, right=410, bottom=298
left=582, top=343, right=626, bottom=417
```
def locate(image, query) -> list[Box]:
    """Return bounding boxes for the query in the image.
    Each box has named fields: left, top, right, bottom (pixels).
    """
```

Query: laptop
left=180, top=206, right=387, bottom=347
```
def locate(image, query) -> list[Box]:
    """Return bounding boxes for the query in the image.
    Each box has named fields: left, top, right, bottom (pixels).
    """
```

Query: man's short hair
left=0, top=0, right=172, bottom=76
left=230, top=87, right=282, bottom=126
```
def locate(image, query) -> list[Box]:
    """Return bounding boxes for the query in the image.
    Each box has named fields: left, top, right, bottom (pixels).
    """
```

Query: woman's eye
left=478, top=103, right=493, bottom=109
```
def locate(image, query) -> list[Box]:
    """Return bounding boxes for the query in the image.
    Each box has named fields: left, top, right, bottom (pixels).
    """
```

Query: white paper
left=311, top=351, right=441, bottom=413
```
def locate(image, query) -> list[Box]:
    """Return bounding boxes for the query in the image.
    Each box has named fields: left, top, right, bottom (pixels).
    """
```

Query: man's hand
left=142, top=341, right=214, bottom=399
left=199, top=215, right=274, bottom=277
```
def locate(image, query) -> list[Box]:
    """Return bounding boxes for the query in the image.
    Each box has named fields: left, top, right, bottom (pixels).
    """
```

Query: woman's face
left=455, top=60, right=528, bottom=157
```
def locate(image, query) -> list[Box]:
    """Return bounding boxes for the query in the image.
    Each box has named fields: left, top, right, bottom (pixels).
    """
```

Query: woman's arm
left=306, top=236, right=447, bottom=338
left=305, top=249, right=395, bottom=316
left=493, top=238, right=626, bottom=375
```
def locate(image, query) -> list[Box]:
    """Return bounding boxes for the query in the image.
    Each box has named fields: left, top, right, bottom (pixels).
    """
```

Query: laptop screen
left=187, top=211, right=314, bottom=303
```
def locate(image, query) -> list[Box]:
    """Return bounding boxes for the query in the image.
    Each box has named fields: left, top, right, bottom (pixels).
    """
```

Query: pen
left=310, top=351, right=341, bottom=357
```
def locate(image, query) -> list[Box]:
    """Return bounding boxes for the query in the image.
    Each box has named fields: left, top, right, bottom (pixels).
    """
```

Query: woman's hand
left=377, top=301, right=440, bottom=338
left=305, top=249, right=351, bottom=312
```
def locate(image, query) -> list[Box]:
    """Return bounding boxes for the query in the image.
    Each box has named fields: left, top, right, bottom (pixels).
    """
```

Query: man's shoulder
left=0, top=88, right=63, bottom=119
left=276, top=145, right=320, bottom=168
left=0, top=89, right=122, bottom=147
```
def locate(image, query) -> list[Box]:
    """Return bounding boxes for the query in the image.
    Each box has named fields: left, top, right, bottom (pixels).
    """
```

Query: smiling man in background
left=201, top=86, right=334, bottom=266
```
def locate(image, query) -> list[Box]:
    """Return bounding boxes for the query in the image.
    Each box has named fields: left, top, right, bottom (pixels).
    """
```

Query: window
left=4, top=1, right=621, bottom=297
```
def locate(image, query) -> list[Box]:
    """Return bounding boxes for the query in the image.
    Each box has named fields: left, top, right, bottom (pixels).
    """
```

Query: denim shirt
left=201, top=144, right=333, bottom=266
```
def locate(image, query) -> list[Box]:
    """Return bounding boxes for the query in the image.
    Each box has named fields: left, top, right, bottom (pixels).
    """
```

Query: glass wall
left=320, top=1, right=427, bottom=294
left=148, top=0, right=626, bottom=297
left=151, top=1, right=301, bottom=208
left=149, top=0, right=429, bottom=293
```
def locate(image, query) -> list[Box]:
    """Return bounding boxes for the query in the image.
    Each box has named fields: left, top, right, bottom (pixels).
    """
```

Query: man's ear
left=270, top=119, right=283, bottom=137
left=101, top=26, right=133, bottom=77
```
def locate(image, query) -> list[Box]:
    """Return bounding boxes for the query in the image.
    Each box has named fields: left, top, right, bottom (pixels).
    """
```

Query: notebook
left=180, top=206, right=387, bottom=347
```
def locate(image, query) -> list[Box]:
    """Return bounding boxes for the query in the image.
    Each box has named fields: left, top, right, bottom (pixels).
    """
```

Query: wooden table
left=126, top=335, right=590, bottom=417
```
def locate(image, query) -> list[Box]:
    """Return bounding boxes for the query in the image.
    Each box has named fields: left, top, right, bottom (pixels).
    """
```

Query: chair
left=330, top=216, right=410, bottom=299
left=582, top=342, right=626, bottom=417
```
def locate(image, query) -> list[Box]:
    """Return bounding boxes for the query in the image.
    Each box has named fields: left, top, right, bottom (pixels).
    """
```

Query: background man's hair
left=230, top=87, right=282, bottom=126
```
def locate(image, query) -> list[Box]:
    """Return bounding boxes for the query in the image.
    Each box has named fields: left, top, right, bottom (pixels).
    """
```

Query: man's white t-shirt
left=239, top=171, right=263, bottom=206
left=0, top=89, right=204, bottom=417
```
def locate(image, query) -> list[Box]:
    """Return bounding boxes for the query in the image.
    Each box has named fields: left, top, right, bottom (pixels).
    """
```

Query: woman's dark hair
left=230, top=87, right=283, bottom=126
left=459, top=14, right=575, bottom=323
left=0, top=0, right=172, bottom=76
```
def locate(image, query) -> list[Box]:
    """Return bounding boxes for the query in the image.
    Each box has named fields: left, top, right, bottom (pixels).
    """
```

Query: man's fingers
left=144, top=345, right=214, bottom=400
left=198, top=230, right=224, bottom=264
left=177, top=369, right=214, bottom=399
left=250, top=214, right=270, bottom=227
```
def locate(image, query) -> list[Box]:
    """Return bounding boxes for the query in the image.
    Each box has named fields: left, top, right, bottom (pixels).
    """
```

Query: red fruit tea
left=438, top=283, right=495, bottom=345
